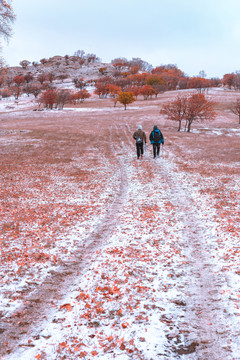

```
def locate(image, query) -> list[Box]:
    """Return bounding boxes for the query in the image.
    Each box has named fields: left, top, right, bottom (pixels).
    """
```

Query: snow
left=1, top=89, right=240, bottom=359
left=3, top=147, right=240, bottom=360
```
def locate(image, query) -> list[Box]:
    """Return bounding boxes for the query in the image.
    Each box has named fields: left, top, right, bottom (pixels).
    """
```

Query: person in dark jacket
left=149, top=125, right=164, bottom=158
left=133, top=125, right=147, bottom=159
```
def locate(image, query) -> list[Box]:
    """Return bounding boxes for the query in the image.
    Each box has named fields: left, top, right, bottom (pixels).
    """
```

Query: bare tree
left=19, top=60, right=30, bottom=69
left=0, top=1, right=15, bottom=41
left=74, top=49, right=85, bottom=58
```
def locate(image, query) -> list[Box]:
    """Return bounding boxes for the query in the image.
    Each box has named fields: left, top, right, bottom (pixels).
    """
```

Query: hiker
left=149, top=125, right=164, bottom=158
left=133, top=125, right=147, bottom=159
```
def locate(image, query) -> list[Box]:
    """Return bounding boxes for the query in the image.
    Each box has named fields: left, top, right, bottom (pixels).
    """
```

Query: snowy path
left=1, top=123, right=239, bottom=359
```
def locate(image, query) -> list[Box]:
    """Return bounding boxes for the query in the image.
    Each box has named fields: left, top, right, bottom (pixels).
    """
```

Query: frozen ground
left=0, top=89, right=239, bottom=359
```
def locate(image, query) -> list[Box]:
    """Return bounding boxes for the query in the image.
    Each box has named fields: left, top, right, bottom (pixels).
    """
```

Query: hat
left=138, top=125, right=142, bottom=130
left=153, top=125, right=158, bottom=130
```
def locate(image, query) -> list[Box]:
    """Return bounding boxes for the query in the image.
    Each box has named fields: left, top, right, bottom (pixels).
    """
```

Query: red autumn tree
left=10, top=85, right=21, bottom=100
left=73, top=77, right=88, bottom=90
left=94, top=82, right=109, bottom=98
left=152, top=65, right=184, bottom=90
left=160, top=95, right=188, bottom=131
left=14, top=75, right=25, bottom=87
left=184, top=93, right=216, bottom=132
left=118, top=91, right=136, bottom=110
left=230, top=98, right=240, bottom=124
left=107, top=84, right=121, bottom=107
left=73, top=89, right=91, bottom=103
left=146, top=74, right=166, bottom=95
left=127, top=73, right=149, bottom=86
left=124, top=85, right=140, bottom=99
left=139, top=85, right=157, bottom=100
left=187, top=77, right=211, bottom=93
left=28, top=83, right=42, bottom=98
left=130, top=65, right=140, bottom=75
left=222, top=73, right=234, bottom=89
left=40, top=88, right=57, bottom=109
left=24, top=73, right=34, bottom=83
left=37, top=73, right=47, bottom=84
left=160, top=93, right=216, bottom=132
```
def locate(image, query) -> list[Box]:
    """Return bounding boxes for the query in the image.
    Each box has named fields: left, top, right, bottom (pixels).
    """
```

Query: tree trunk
left=187, top=120, right=192, bottom=132
left=178, top=120, right=182, bottom=132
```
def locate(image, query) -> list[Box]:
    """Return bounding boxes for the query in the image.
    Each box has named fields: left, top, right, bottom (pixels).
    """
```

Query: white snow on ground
left=1, top=89, right=240, bottom=359
left=4, top=144, right=240, bottom=360
left=0, top=152, right=122, bottom=319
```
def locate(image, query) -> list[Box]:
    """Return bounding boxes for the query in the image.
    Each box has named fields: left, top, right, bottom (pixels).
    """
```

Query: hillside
left=4, top=55, right=115, bottom=82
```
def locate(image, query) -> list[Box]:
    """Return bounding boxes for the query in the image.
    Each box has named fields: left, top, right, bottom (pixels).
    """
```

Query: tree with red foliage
left=24, top=73, right=34, bottom=83
left=146, top=74, right=166, bottom=96
left=187, top=77, right=211, bottom=93
left=128, top=73, right=149, bottom=86
left=230, top=98, right=240, bottom=124
left=160, top=95, right=188, bottom=131
left=73, top=89, right=91, bottom=103
left=40, top=88, right=57, bottom=109
left=124, top=85, right=140, bottom=99
left=161, top=93, right=216, bottom=132
left=37, top=73, right=47, bottom=84
left=184, top=93, right=216, bottom=132
left=29, top=83, right=42, bottom=98
left=139, top=85, right=157, bottom=100
left=130, top=65, right=140, bottom=75
left=107, top=84, right=121, bottom=107
left=0, top=74, right=5, bottom=87
left=73, top=77, right=87, bottom=90
left=111, top=57, right=129, bottom=70
left=14, top=75, right=25, bottom=87
left=40, top=58, right=48, bottom=65
left=118, top=91, right=136, bottom=110
left=10, top=85, right=21, bottom=100
left=152, top=65, right=184, bottom=90
left=94, top=82, right=109, bottom=98
left=222, top=73, right=234, bottom=89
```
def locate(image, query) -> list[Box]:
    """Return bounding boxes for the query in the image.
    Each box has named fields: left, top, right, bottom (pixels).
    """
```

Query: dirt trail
left=120, top=124, right=235, bottom=359
left=153, top=159, right=232, bottom=359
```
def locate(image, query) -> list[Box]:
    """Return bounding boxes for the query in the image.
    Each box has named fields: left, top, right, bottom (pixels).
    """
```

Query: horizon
left=2, top=0, right=240, bottom=79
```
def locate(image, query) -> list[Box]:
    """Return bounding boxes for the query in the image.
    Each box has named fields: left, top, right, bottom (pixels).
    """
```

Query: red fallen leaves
left=91, top=350, right=98, bottom=356
left=76, top=291, right=90, bottom=301
left=60, top=303, right=72, bottom=311
left=59, top=341, right=68, bottom=347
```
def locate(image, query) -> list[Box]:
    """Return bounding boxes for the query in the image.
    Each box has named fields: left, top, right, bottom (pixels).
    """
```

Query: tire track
left=147, top=155, right=233, bottom=359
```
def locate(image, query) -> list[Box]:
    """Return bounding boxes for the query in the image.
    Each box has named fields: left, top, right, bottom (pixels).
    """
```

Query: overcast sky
left=2, top=0, right=240, bottom=78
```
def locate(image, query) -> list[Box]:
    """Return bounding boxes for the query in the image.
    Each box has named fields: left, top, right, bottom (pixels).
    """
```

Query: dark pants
left=153, top=143, right=160, bottom=158
left=136, top=142, right=143, bottom=158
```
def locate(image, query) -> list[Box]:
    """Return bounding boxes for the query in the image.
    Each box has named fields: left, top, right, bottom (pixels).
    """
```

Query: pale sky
left=2, top=0, right=240, bottom=78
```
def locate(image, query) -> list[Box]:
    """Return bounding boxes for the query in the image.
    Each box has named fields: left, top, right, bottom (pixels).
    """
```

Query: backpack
left=153, top=130, right=162, bottom=143
left=136, top=135, right=143, bottom=144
